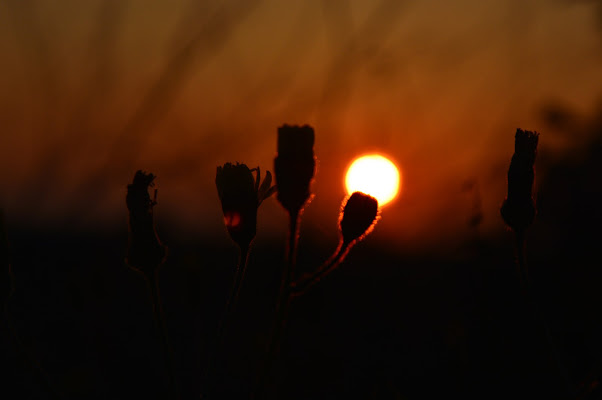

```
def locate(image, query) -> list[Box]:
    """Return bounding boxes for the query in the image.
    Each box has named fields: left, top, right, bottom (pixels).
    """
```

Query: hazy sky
left=1, top=0, right=601, bottom=250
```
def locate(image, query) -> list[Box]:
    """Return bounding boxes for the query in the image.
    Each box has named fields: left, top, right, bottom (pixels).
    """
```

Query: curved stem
left=202, top=244, right=250, bottom=397
left=3, top=302, right=63, bottom=400
left=253, top=210, right=299, bottom=399
left=147, top=271, right=179, bottom=400
left=290, top=241, right=351, bottom=298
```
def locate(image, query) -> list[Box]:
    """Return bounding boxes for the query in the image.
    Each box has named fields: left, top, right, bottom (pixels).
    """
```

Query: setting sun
left=345, top=155, right=401, bottom=206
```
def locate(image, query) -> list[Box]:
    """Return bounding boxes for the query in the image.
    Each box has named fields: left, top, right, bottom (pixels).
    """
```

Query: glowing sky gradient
left=0, top=0, right=601, bottom=250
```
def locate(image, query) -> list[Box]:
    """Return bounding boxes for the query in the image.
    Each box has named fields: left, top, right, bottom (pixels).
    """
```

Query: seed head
left=340, top=192, right=379, bottom=246
left=501, top=128, right=539, bottom=232
left=216, top=162, right=276, bottom=248
left=274, top=124, right=316, bottom=215
left=126, top=170, right=166, bottom=274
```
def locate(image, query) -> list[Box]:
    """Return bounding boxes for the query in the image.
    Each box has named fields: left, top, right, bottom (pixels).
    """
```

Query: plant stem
left=147, top=270, right=179, bottom=400
left=3, top=302, right=63, bottom=400
left=514, top=231, right=527, bottom=289
left=513, top=230, right=571, bottom=398
left=253, top=210, right=299, bottom=399
left=222, top=244, right=250, bottom=342
left=290, top=241, right=350, bottom=298
left=202, top=244, right=250, bottom=398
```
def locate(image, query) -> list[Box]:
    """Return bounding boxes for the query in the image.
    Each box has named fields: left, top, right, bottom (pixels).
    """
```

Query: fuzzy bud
left=340, top=192, right=379, bottom=246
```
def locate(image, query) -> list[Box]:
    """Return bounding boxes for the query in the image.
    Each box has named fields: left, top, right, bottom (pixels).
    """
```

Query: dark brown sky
left=0, top=0, right=601, bottom=250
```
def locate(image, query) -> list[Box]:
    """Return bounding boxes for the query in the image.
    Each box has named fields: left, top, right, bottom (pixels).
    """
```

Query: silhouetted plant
left=216, top=162, right=276, bottom=250
left=203, top=163, right=275, bottom=397
left=291, top=191, right=379, bottom=296
left=1, top=209, right=63, bottom=400
left=500, top=129, right=571, bottom=396
left=254, top=127, right=384, bottom=399
left=254, top=124, right=316, bottom=399
left=125, top=170, right=178, bottom=400
left=126, top=171, right=166, bottom=274
left=501, top=128, right=538, bottom=275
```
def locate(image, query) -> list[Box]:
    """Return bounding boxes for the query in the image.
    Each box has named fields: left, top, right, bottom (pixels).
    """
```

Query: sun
left=345, top=154, right=401, bottom=206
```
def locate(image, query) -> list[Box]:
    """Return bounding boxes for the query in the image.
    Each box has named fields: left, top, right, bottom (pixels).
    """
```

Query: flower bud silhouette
left=205, top=163, right=276, bottom=394
left=340, top=192, right=380, bottom=246
left=501, top=128, right=539, bottom=232
left=274, top=124, right=316, bottom=214
left=216, top=162, right=276, bottom=248
left=125, top=170, right=167, bottom=275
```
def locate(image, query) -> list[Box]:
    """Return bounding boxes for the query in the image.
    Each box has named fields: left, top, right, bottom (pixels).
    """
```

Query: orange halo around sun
left=345, top=154, right=401, bottom=207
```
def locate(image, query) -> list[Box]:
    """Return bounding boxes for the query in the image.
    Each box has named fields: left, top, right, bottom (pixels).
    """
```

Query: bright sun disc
left=345, top=155, right=400, bottom=206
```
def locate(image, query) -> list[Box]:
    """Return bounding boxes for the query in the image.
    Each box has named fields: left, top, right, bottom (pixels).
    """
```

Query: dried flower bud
left=501, top=128, right=539, bottom=232
left=216, top=163, right=276, bottom=248
left=340, top=192, right=379, bottom=246
left=126, top=170, right=166, bottom=274
left=274, top=124, right=316, bottom=214
left=1, top=209, right=13, bottom=304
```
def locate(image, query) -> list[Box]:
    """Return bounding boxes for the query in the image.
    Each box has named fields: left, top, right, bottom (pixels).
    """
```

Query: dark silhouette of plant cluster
left=196, top=124, right=379, bottom=399
left=249, top=125, right=380, bottom=399
left=91, top=124, right=380, bottom=400
left=5, top=124, right=602, bottom=400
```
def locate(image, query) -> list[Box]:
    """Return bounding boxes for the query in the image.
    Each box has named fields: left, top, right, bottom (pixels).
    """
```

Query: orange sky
left=0, top=0, right=601, bottom=251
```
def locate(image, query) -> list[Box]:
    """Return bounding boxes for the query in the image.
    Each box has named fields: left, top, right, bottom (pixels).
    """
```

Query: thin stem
left=147, top=271, right=179, bottom=400
left=514, top=230, right=528, bottom=290
left=3, top=302, right=63, bottom=400
left=219, top=244, right=250, bottom=345
left=290, top=241, right=351, bottom=298
left=202, top=244, right=250, bottom=397
left=253, top=210, right=300, bottom=399
left=513, top=230, right=571, bottom=398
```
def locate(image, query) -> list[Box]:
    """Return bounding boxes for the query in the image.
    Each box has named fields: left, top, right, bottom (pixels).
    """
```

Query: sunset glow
left=345, top=155, right=400, bottom=206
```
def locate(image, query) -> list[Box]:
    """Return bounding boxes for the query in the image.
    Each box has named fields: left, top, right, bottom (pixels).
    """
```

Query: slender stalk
left=202, top=244, right=250, bottom=397
left=514, top=231, right=528, bottom=291
left=290, top=241, right=351, bottom=298
left=3, top=302, right=63, bottom=400
left=513, top=231, right=571, bottom=398
left=218, top=244, right=250, bottom=348
left=147, top=271, right=179, bottom=400
left=253, top=210, right=299, bottom=399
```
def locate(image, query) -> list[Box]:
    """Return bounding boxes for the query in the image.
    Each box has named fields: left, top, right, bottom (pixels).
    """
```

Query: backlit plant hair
left=292, top=192, right=380, bottom=296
